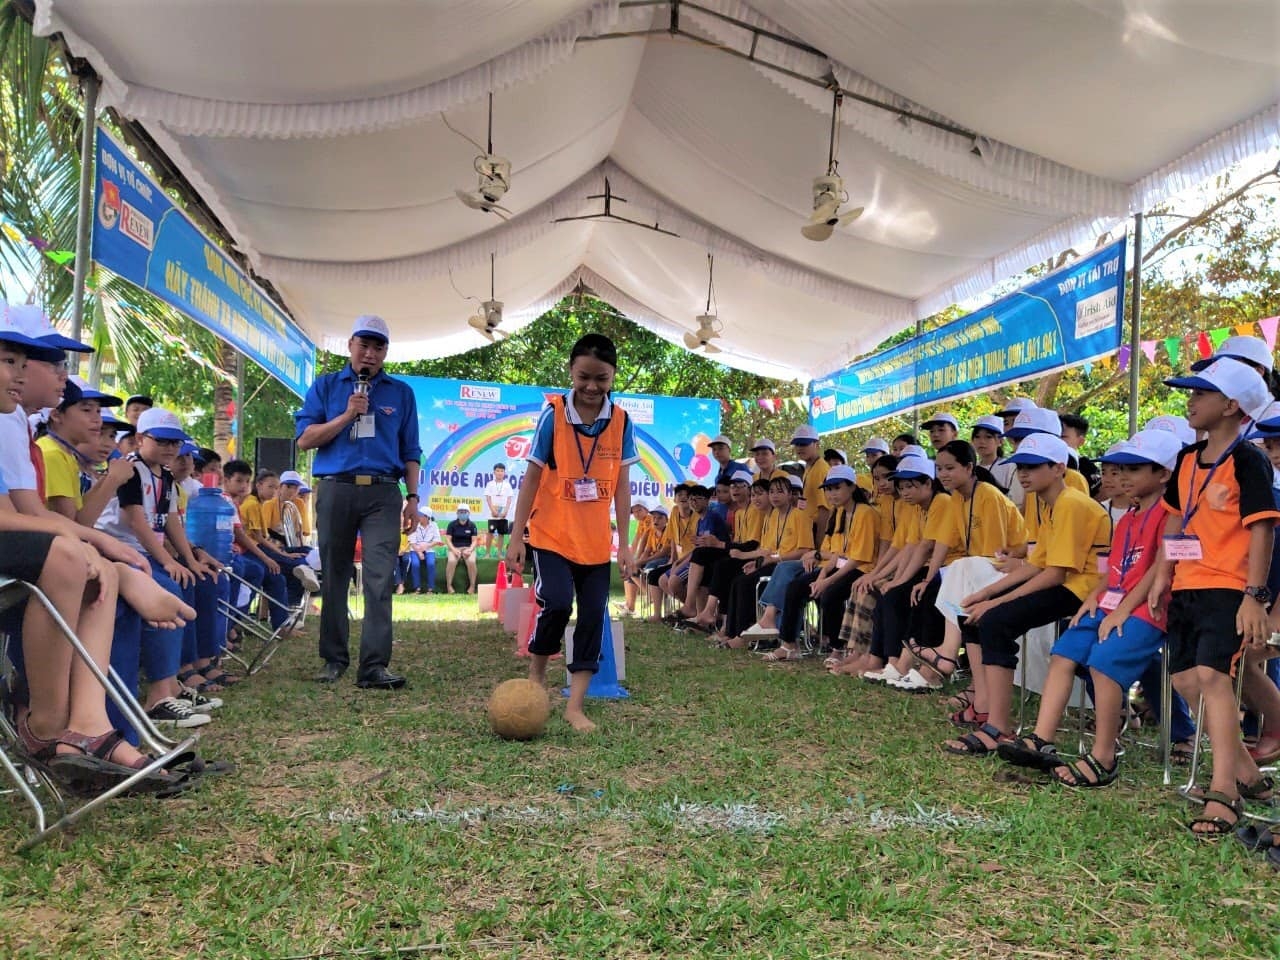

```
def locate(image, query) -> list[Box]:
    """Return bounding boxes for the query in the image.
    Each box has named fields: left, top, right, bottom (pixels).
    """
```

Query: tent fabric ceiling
left=33, top=0, right=1280, bottom=382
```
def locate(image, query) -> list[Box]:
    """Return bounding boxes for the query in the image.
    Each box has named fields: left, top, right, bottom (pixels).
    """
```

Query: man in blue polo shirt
left=295, top=315, right=422, bottom=689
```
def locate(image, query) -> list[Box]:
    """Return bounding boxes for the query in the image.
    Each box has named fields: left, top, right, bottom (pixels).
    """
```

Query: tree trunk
left=212, top=339, right=236, bottom=459
left=1034, top=370, right=1065, bottom=410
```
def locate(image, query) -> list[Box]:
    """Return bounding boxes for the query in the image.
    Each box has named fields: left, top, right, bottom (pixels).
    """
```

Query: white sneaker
left=742, top=623, right=780, bottom=637
left=293, top=564, right=321, bottom=593
left=177, top=685, right=223, bottom=713
left=890, top=668, right=942, bottom=693
left=861, top=664, right=903, bottom=684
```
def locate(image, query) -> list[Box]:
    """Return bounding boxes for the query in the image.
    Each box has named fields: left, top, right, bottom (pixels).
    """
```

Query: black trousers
left=965, top=585, right=1081, bottom=669
left=530, top=547, right=611, bottom=673
left=726, top=563, right=775, bottom=638
left=316, top=480, right=401, bottom=676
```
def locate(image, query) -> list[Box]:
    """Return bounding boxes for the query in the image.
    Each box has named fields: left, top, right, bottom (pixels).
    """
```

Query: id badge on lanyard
left=1164, top=442, right=1234, bottom=563
left=572, top=423, right=603, bottom=503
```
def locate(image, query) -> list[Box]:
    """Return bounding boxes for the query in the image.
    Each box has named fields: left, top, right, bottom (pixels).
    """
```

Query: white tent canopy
left=34, top=0, right=1280, bottom=381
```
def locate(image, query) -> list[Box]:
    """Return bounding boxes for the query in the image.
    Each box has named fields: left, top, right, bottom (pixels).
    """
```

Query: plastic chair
left=0, top=576, right=200, bottom=852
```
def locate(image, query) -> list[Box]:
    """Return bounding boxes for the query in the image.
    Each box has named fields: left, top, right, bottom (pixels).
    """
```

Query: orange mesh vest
left=529, top=395, right=628, bottom=565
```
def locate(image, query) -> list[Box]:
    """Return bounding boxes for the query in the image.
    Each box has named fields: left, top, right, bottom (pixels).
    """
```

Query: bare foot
left=116, top=563, right=196, bottom=628
left=564, top=709, right=597, bottom=733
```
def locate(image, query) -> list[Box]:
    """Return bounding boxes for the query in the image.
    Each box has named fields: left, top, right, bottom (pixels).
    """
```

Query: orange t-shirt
left=1161, top=440, right=1280, bottom=592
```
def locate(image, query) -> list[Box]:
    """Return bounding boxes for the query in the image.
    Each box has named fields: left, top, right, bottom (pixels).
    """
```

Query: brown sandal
left=46, top=729, right=170, bottom=795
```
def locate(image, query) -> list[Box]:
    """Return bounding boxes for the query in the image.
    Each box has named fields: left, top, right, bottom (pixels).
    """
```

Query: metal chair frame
left=0, top=576, right=199, bottom=852
left=218, top=564, right=305, bottom=675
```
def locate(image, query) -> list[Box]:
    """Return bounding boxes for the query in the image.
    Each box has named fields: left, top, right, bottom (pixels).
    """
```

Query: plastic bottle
left=187, top=485, right=236, bottom=565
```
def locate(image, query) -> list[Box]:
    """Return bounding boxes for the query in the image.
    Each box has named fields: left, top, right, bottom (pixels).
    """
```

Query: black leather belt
left=318, top=474, right=401, bottom=486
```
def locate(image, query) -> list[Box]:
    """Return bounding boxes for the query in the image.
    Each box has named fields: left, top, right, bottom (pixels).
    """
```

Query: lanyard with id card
left=1100, top=504, right=1160, bottom=609
left=572, top=427, right=602, bottom=502
left=1165, top=440, right=1238, bottom=563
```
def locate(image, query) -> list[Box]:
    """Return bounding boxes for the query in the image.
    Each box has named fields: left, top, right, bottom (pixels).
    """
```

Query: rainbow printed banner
left=406, top=377, right=721, bottom=521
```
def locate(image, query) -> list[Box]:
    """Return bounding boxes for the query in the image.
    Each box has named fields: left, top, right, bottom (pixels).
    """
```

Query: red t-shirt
left=1098, top=503, right=1167, bottom=629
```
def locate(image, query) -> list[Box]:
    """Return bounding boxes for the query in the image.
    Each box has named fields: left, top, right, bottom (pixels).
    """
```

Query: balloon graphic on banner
left=673, top=442, right=694, bottom=467
left=689, top=454, right=712, bottom=479
left=692, top=433, right=711, bottom=456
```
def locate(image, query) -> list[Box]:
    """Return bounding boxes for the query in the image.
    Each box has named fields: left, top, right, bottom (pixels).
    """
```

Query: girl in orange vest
left=506, top=335, right=638, bottom=732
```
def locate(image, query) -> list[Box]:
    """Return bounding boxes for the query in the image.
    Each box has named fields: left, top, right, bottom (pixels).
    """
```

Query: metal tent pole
left=236, top=351, right=246, bottom=459
left=1128, top=212, right=1144, bottom=437
left=69, top=74, right=100, bottom=374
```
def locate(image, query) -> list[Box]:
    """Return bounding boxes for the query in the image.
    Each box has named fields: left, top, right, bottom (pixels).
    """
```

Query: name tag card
left=574, top=479, right=600, bottom=502
left=836, top=557, right=849, bottom=570
left=352, top=414, right=376, bottom=439
left=1163, top=535, right=1202, bottom=562
left=1098, top=589, right=1125, bottom=612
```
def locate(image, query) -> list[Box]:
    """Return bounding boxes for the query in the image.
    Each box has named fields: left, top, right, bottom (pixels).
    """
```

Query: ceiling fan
left=683, top=254, right=722, bottom=354
left=450, top=93, right=512, bottom=220
left=465, top=253, right=507, bottom=342
left=801, top=88, right=863, bottom=241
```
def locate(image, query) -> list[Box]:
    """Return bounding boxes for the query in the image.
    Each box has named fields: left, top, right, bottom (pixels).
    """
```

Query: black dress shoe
left=313, top=662, right=345, bottom=683
left=356, top=666, right=406, bottom=690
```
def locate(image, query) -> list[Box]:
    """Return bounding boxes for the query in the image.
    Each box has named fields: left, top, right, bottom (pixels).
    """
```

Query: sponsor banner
left=810, top=239, right=1127, bottom=432
left=407, top=376, right=721, bottom=521
left=92, top=127, right=315, bottom=398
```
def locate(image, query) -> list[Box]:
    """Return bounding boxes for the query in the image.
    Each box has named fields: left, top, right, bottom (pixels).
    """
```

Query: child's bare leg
left=563, top=670, right=595, bottom=732
left=1031, top=656, right=1079, bottom=743
left=23, top=535, right=90, bottom=739
left=1196, top=665, right=1243, bottom=830
left=985, top=663, right=1015, bottom=734
left=968, top=642, right=989, bottom=715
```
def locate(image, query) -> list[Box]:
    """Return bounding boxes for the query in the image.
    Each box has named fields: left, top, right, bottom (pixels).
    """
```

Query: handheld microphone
left=354, top=367, right=371, bottom=396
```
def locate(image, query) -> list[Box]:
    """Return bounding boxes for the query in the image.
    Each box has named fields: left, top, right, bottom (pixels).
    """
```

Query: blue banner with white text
left=91, top=127, right=315, bottom=398
left=809, top=238, right=1127, bottom=432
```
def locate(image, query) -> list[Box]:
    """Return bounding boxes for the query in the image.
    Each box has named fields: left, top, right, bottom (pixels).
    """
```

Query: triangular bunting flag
left=1235, top=323, right=1256, bottom=338
left=1098, top=354, right=1113, bottom=369
left=46, top=250, right=75, bottom=265
left=1082, top=361, right=1093, bottom=377
left=1260, top=316, right=1279, bottom=351
left=1208, top=327, right=1230, bottom=351
left=1117, top=344, right=1131, bottom=373
left=1195, top=331, right=1212, bottom=359
left=1164, top=337, right=1181, bottom=367
left=757, top=398, right=773, bottom=412
left=1140, top=340, right=1157, bottom=364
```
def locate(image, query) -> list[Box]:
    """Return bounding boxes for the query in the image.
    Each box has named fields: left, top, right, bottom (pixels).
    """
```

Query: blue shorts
left=1052, top=609, right=1165, bottom=691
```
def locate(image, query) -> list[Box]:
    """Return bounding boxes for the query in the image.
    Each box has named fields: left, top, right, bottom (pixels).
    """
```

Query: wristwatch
left=1244, top=585, right=1273, bottom=605
left=406, top=493, right=419, bottom=500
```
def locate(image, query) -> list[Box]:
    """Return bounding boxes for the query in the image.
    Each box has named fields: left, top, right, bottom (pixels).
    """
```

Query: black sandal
left=1051, top=752, right=1118, bottom=788
left=943, top=722, right=1009, bottom=756
left=905, top=638, right=958, bottom=679
left=996, top=732, right=1061, bottom=771
left=46, top=729, right=171, bottom=795
left=1186, top=791, right=1243, bottom=839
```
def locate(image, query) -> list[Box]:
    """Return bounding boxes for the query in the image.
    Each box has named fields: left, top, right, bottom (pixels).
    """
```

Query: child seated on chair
left=997, top=429, right=1178, bottom=786
left=942, top=433, right=1112, bottom=757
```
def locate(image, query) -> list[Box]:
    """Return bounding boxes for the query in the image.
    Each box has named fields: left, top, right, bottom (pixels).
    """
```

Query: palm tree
left=1, top=0, right=243, bottom=454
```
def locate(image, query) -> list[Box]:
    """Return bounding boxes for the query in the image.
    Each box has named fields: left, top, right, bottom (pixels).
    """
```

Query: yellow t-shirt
left=1027, top=487, right=1113, bottom=601
left=240, top=494, right=267, bottom=539
left=734, top=504, right=765, bottom=544
left=946, top=482, right=1027, bottom=559
left=759, top=505, right=814, bottom=556
left=754, top=467, right=787, bottom=483
left=856, top=473, right=874, bottom=494
left=801, top=459, right=831, bottom=529
left=890, top=501, right=924, bottom=550
left=1023, top=468, right=1090, bottom=540
left=922, top=491, right=966, bottom=565
left=823, top=503, right=879, bottom=572
left=669, top=507, right=697, bottom=554
left=36, top=436, right=84, bottom=510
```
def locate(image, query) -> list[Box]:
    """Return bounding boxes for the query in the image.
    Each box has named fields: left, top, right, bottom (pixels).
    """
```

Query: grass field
left=1, top=567, right=1277, bottom=959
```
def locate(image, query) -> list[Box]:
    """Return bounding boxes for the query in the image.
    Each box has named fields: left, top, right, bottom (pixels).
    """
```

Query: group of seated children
left=0, top=301, right=320, bottom=799
left=622, top=333, right=1280, bottom=855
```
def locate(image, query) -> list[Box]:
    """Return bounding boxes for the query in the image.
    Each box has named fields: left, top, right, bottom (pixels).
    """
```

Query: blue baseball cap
left=61, top=376, right=122, bottom=409
left=0, top=299, right=67, bottom=362
left=6, top=302, right=92, bottom=354
left=821, top=464, right=857, bottom=487
left=890, top=455, right=935, bottom=480
left=1098, top=430, right=1182, bottom=470
left=728, top=469, right=754, bottom=485
left=1165, top=357, right=1271, bottom=421
left=136, top=407, right=192, bottom=442
left=1004, top=433, right=1071, bottom=466
left=351, top=314, right=390, bottom=343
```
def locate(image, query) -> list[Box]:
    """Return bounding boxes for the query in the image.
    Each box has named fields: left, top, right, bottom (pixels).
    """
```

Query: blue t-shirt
left=697, top=501, right=731, bottom=543
left=294, top=365, right=423, bottom=477
left=529, top=392, right=638, bottom=470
